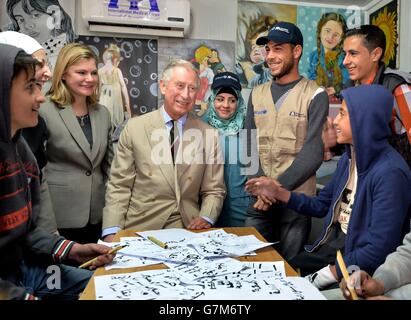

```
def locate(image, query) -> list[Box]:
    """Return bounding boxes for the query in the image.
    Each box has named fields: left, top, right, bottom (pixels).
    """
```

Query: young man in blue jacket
left=246, top=84, right=411, bottom=289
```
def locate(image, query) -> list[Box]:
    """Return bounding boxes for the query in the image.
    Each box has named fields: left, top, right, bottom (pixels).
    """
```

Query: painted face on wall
left=320, top=20, right=343, bottom=51
left=10, top=68, right=45, bottom=136
left=249, top=33, right=266, bottom=64
left=214, top=92, right=237, bottom=120
left=160, top=66, right=198, bottom=120
left=333, top=100, right=352, bottom=145
left=62, top=58, right=99, bottom=101
left=13, top=1, right=53, bottom=44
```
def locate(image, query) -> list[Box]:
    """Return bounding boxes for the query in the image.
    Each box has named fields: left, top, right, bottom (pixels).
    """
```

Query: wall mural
left=298, top=6, right=361, bottom=101
left=78, top=36, right=158, bottom=117
left=1, top=0, right=76, bottom=72
left=158, top=38, right=235, bottom=115
left=237, top=1, right=362, bottom=103
left=369, top=0, right=399, bottom=69
left=1, top=1, right=158, bottom=119
left=237, top=1, right=297, bottom=90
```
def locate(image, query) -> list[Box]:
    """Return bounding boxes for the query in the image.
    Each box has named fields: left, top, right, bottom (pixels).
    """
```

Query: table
left=80, top=227, right=298, bottom=300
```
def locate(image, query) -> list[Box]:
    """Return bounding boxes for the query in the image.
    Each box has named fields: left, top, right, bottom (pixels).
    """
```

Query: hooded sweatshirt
left=0, top=44, right=74, bottom=300
left=0, top=31, right=49, bottom=173
left=286, top=84, right=411, bottom=279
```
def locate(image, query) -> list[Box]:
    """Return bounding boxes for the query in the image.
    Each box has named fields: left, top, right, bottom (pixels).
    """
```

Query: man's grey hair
left=161, top=59, right=200, bottom=87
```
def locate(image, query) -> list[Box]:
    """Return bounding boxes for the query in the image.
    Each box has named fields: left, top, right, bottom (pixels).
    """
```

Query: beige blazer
left=39, top=98, right=113, bottom=229
left=103, top=109, right=226, bottom=231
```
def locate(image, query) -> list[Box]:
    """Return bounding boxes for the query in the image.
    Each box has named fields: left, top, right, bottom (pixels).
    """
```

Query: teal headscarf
left=201, top=87, right=247, bottom=136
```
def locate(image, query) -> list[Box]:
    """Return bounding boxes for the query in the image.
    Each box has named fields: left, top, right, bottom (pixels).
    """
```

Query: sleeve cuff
left=52, top=240, right=75, bottom=264
left=24, top=293, right=40, bottom=300
left=201, top=216, right=214, bottom=225
left=102, top=226, right=121, bottom=238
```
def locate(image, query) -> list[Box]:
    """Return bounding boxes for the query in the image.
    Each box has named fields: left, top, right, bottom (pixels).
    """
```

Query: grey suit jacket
left=103, top=109, right=226, bottom=231
left=39, top=98, right=113, bottom=229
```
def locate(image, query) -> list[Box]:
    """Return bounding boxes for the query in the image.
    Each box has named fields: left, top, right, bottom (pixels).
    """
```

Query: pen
left=336, top=250, right=358, bottom=300
left=147, top=236, right=168, bottom=249
left=78, top=245, right=127, bottom=269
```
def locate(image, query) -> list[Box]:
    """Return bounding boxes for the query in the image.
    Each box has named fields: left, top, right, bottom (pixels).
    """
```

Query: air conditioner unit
left=81, top=0, right=190, bottom=38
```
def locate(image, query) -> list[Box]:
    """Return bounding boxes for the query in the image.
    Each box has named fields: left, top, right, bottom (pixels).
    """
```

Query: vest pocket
left=277, top=117, right=307, bottom=150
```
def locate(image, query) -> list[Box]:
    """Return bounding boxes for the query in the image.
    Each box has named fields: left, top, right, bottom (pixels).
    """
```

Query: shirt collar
left=161, top=105, right=188, bottom=127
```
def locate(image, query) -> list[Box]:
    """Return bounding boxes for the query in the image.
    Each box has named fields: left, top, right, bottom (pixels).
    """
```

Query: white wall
left=189, top=0, right=237, bottom=42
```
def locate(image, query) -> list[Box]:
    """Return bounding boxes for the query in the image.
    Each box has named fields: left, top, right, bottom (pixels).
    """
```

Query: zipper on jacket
left=15, top=143, right=32, bottom=219
left=308, top=158, right=352, bottom=252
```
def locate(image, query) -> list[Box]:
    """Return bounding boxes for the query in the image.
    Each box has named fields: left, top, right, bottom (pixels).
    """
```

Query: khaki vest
left=252, top=78, right=320, bottom=196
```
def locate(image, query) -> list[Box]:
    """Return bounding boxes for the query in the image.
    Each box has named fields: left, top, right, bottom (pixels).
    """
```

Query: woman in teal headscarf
left=201, top=72, right=251, bottom=226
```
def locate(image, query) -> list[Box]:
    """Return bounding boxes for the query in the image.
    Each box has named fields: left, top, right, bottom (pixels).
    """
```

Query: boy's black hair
left=345, top=25, right=386, bottom=65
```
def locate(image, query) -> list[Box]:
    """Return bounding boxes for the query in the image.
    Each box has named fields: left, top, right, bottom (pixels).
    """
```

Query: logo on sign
left=107, top=0, right=160, bottom=19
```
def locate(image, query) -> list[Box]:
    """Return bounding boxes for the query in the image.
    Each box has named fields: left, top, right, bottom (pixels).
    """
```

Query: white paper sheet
left=94, top=230, right=323, bottom=300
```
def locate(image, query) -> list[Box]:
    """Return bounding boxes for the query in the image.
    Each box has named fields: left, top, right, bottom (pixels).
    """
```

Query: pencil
left=78, top=245, right=127, bottom=269
left=147, top=236, right=168, bottom=249
left=336, top=250, right=358, bottom=300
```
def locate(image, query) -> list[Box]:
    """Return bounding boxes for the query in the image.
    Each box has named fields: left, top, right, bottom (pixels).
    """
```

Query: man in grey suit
left=102, top=59, right=226, bottom=241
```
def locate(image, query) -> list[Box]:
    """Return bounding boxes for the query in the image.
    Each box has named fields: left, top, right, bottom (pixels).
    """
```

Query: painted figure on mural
left=308, top=12, right=349, bottom=97
left=209, top=49, right=227, bottom=74
left=236, top=15, right=277, bottom=89
left=99, top=43, right=131, bottom=129
left=193, top=45, right=215, bottom=113
left=6, top=0, right=75, bottom=71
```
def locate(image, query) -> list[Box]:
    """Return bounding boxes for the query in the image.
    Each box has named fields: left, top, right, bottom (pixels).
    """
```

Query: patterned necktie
left=169, top=120, right=179, bottom=164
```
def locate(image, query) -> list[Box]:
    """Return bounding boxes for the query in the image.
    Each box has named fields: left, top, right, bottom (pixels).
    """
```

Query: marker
left=147, top=236, right=168, bottom=249
left=78, top=245, right=127, bottom=269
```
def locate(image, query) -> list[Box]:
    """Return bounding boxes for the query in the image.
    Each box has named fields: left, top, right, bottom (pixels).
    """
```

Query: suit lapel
left=59, top=105, right=93, bottom=163
left=89, top=107, right=101, bottom=164
left=145, top=109, right=176, bottom=192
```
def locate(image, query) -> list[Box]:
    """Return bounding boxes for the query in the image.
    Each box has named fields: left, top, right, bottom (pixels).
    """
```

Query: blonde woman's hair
left=48, top=43, right=100, bottom=107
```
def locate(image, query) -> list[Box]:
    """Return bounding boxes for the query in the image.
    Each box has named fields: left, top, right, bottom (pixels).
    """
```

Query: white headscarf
left=0, top=31, right=43, bottom=54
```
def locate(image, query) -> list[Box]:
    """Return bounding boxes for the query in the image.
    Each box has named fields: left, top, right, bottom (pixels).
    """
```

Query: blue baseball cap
left=211, top=71, right=242, bottom=91
left=256, top=21, right=303, bottom=47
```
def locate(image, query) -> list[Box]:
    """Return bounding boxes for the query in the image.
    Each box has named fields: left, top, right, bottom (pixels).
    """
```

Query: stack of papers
left=94, top=229, right=325, bottom=300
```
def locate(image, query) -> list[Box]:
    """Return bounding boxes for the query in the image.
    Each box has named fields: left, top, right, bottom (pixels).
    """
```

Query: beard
left=270, top=58, right=295, bottom=80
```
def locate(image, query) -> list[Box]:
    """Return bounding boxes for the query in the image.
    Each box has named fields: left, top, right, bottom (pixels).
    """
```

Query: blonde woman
left=39, top=43, right=113, bottom=243
left=98, top=43, right=131, bottom=128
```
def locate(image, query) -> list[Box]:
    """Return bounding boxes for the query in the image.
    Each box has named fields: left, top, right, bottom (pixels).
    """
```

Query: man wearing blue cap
left=244, top=21, right=329, bottom=261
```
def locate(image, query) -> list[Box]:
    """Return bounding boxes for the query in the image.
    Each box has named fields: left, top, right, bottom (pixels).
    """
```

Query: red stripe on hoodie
left=0, top=202, right=31, bottom=232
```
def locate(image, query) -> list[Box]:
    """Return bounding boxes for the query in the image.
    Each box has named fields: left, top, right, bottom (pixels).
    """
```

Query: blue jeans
left=245, top=197, right=311, bottom=261
left=16, top=261, right=92, bottom=300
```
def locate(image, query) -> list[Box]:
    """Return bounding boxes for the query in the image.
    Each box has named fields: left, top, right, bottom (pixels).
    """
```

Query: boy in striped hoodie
left=0, top=44, right=114, bottom=300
